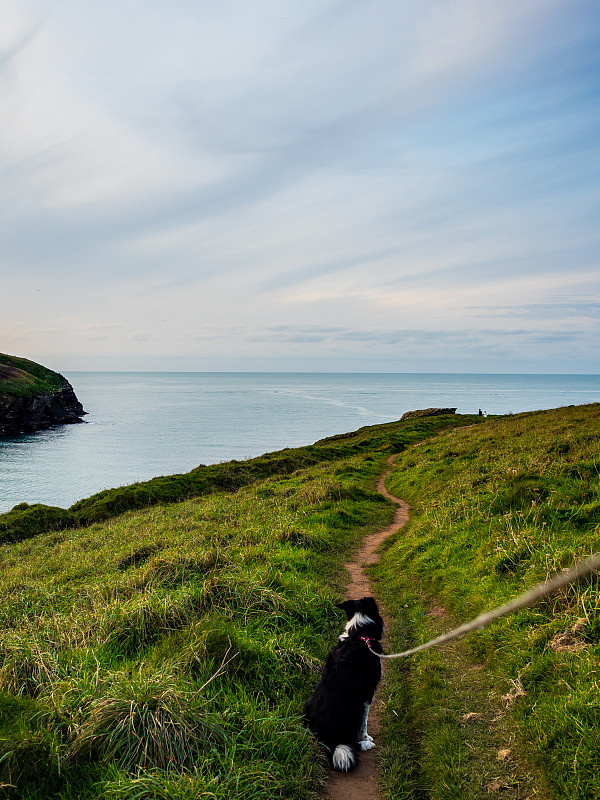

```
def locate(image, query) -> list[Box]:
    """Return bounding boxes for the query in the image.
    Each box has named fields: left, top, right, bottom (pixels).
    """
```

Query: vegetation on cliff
left=0, top=355, right=68, bottom=398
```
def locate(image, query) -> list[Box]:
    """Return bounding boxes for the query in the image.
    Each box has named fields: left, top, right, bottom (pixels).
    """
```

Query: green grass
left=375, top=404, right=600, bottom=800
left=0, top=355, right=68, bottom=398
left=3, top=404, right=598, bottom=798
left=0, top=412, right=471, bottom=799
left=0, top=460, right=378, bottom=798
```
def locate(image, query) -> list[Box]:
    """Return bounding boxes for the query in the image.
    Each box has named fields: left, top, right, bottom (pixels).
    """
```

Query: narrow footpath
left=324, top=454, right=409, bottom=800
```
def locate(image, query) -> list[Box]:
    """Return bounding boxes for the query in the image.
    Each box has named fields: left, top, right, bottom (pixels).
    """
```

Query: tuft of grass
left=0, top=638, right=64, bottom=698
left=69, top=669, right=224, bottom=771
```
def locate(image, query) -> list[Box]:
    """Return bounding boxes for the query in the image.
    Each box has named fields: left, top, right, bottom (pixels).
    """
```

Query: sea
left=1, top=372, right=599, bottom=514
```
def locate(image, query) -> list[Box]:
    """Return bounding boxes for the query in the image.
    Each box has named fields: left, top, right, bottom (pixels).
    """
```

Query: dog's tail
left=332, top=743, right=358, bottom=772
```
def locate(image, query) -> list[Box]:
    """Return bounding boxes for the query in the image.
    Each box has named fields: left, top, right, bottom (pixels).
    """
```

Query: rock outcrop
left=400, top=407, right=457, bottom=421
left=0, top=354, right=86, bottom=435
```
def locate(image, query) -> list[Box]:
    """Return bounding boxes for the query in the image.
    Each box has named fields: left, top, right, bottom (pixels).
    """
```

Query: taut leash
left=370, top=552, right=600, bottom=660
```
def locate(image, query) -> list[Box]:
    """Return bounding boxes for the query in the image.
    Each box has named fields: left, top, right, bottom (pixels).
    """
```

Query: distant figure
left=478, top=409, right=482, bottom=416
left=484, top=411, right=488, bottom=418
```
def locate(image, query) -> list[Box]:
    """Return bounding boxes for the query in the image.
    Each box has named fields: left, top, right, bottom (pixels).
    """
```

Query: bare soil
left=323, top=455, right=408, bottom=800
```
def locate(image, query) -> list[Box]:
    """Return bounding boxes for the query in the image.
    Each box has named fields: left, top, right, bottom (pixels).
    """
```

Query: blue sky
left=1, top=0, right=599, bottom=373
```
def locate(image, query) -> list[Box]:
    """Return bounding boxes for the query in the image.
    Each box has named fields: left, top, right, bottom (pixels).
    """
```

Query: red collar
left=359, top=636, right=374, bottom=647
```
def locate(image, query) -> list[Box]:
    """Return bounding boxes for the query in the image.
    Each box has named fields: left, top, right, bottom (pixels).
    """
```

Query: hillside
left=376, top=403, right=600, bottom=799
left=0, top=353, right=86, bottom=434
left=0, top=411, right=473, bottom=799
left=0, top=406, right=598, bottom=799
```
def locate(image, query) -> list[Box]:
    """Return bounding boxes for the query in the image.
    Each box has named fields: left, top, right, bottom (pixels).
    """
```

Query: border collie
left=303, top=596, right=384, bottom=772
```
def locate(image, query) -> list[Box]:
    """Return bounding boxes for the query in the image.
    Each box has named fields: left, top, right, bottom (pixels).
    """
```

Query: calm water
left=1, top=372, right=598, bottom=513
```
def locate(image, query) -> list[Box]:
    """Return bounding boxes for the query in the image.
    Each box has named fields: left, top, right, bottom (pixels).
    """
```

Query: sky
left=1, top=0, right=599, bottom=374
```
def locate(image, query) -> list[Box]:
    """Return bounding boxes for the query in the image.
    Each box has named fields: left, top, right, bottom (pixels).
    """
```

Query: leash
left=369, top=552, right=600, bottom=660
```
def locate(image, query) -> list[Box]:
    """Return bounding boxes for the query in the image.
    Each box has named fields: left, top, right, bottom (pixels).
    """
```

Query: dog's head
left=336, top=596, right=384, bottom=640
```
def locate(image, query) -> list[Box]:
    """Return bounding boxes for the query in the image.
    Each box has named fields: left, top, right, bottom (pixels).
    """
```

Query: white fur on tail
left=332, top=744, right=357, bottom=771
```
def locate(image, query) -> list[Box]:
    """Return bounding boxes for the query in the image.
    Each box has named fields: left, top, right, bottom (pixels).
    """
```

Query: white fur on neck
left=339, top=611, right=374, bottom=640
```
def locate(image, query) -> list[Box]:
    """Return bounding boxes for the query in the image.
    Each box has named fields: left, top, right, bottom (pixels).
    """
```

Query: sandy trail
left=324, top=454, right=409, bottom=800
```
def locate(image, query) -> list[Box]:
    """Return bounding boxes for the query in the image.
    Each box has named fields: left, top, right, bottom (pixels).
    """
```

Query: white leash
left=371, top=552, right=600, bottom=660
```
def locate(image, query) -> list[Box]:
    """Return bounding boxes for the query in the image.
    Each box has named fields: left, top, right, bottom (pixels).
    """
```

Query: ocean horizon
left=1, top=371, right=599, bottom=514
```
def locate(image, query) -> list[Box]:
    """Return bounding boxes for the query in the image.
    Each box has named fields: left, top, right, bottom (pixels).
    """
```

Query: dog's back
left=303, top=597, right=384, bottom=771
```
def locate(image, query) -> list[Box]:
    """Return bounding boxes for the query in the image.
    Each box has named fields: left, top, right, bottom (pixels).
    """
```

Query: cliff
left=0, top=353, right=86, bottom=435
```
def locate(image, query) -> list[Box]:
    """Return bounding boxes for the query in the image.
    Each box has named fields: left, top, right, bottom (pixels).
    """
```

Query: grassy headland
left=0, top=405, right=598, bottom=799
left=0, top=354, right=85, bottom=436
left=0, top=355, right=68, bottom=398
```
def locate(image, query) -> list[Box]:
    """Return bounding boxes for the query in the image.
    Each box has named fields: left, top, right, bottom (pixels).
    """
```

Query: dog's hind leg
left=359, top=702, right=375, bottom=750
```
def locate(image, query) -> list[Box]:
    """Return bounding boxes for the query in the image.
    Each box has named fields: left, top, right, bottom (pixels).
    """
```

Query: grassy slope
left=0, top=355, right=67, bottom=398
left=0, top=415, right=467, bottom=540
left=376, top=404, right=600, bottom=800
left=2, top=405, right=598, bottom=799
left=0, top=413, right=472, bottom=800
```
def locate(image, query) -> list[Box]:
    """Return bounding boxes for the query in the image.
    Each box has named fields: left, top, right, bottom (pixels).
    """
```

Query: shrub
left=0, top=504, right=78, bottom=545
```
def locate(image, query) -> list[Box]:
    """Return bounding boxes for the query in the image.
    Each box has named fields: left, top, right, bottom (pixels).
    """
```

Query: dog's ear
left=335, top=599, right=357, bottom=619
left=356, top=596, right=380, bottom=618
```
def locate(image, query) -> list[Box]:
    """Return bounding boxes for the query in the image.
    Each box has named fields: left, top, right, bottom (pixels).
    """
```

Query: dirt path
left=324, top=454, right=409, bottom=800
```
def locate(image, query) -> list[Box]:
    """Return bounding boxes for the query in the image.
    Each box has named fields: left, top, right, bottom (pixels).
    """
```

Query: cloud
left=185, top=322, right=592, bottom=353
left=0, top=1, right=599, bottom=373
left=471, top=299, right=600, bottom=321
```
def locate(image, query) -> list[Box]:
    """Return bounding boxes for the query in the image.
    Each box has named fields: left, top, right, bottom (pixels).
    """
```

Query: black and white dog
left=303, top=596, right=384, bottom=772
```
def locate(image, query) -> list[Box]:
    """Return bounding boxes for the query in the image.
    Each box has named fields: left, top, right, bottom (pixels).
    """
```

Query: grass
left=68, top=668, right=226, bottom=771
left=375, top=404, right=600, bottom=800
left=3, top=403, right=598, bottom=798
left=0, top=465, right=365, bottom=797
left=374, top=582, right=553, bottom=800
left=0, top=355, right=68, bottom=398
left=0, top=411, right=471, bottom=799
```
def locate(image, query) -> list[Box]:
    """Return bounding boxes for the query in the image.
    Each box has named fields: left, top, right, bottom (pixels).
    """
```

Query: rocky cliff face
left=400, top=407, right=457, bottom=421
left=0, top=381, right=86, bottom=435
